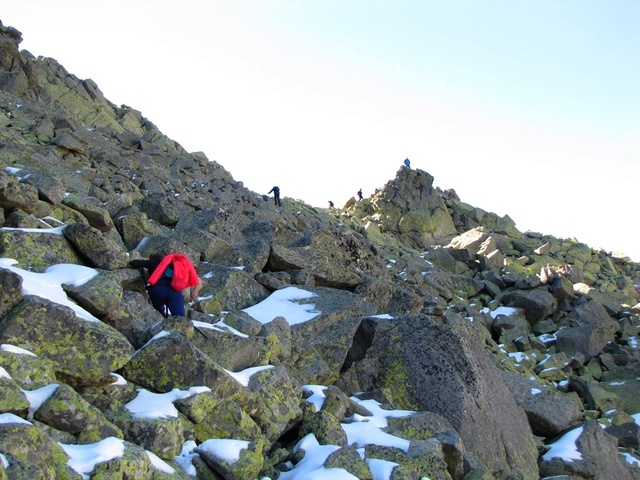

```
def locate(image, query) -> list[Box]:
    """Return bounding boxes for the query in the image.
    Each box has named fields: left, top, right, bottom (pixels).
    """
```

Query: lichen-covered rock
left=0, top=347, right=57, bottom=389
left=18, top=167, right=66, bottom=205
left=0, top=418, right=77, bottom=479
left=324, top=444, right=372, bottom=479
left=539, top=421, right=640, bottom=480
left=340, top=314, right=539, bottom=479
left=299, top=410, right=347, bottom=447
left=63, top=269, right=124, bottom=318
left=500, top=287, right=558, bottom=325
left=0, top=228, right=84, bottom=270
left=114, top=208, right=164, bottom=250
left=62, top=222, right=129, bottom=270
left=204, top=266, right=269, bottom=311
left=0, top=175, right=39, bottom=213
left=115, top=415, right=185, bottom=460
left=190, top=324, right=275, bottom=371
left=102, top=290, right=163, bottom=349
left=556, top=300, right=620, bottom=359
left=501, top=371, right=583, bottom=437
left=0, top=374, right=30, bottom=417
left=0, top=295, right=134, bottom=386
left=61, top=194, right=115, bottom=232
left=90, top=440, right=155, bottom=479
left=174, top=392, right=264, bottom=444
left=248, top=365, right=303, bottom=443
left=364, top=443, right=452, bottom=480
left=0, top=267, right=22, bottom=318
left=120, top=332, right=260, bottom=415
left=370, top=168, right=458, bottom=250
left=284, top=286, right=373, bottom=385
left=34, top=383, right=123, bottom=443
left=195, top=438, right=265, bottom=480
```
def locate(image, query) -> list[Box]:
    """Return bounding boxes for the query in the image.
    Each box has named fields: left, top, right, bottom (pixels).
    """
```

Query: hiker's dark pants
left=148, top=283, right=185, bottom=317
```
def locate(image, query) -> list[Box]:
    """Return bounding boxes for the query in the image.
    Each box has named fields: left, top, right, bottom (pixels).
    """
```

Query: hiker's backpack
left=147, top=254, right=199, bottom=291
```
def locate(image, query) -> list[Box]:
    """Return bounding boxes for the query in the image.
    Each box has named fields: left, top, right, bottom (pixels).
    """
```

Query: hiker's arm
left=190, top=278, right=203, bottom=309
left=129, top=259, right=155, bottom=269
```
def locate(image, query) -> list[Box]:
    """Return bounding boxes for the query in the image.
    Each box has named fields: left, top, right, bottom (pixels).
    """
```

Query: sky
left=1, top=258, right=639, bottom=477
left=1, top=1, right=639, bottom=260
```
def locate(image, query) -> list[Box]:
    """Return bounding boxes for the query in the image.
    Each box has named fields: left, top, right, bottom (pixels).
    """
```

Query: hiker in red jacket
left=129, top=253, right=202, bottom=317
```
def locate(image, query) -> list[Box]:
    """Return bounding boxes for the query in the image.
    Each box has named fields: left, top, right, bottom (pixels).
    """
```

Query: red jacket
left=147, top=254, right=199, bottom=291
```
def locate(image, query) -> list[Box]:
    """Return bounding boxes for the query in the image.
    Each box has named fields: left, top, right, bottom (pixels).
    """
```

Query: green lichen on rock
left=195, top=438, right=266, bottom=480
left=0, top=296, right=134, bottom=386
left=0, top=421, right=74, bottom=479
left=248, top=365, right=303, bottom=443
left=0, top=229, right=84, bottom=271
left=175, top=392, right=263, bottom=443
left=34, top=383, right=123, bottom=443
left=0, top=350, right=57, bottom=388
left=378, top=335, right=418, bottom=410
left=0, top=375, right=30, bottom=416
left=299, top=410, right=347, bottom=447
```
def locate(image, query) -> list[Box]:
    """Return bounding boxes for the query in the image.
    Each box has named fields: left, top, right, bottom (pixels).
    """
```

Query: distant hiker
left=268, top=186, right=281, bottom=206
left=404, top=158, right=411, bottom=169
left=357, top=189, right=363, bottom=201
left=129, top=252, right=202, bottom=317
left=328, top=200, right=334, bottom=208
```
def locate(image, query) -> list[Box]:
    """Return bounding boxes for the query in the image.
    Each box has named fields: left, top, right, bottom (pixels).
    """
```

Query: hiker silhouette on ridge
left=268, top=186, right=281, bottom=206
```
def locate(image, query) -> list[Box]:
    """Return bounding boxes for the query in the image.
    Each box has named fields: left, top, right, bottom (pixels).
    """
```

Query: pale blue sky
left=3, top=1, right=639, bottom=260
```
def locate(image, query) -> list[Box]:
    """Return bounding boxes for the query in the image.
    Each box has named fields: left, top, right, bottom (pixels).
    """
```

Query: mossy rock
left=0, top=229, right=84, bottom=271
left=0, top=421, right=75, bottom=479
left=0, top=295, right=134, bottom=387
left=0, top=349, right=57, bottom=389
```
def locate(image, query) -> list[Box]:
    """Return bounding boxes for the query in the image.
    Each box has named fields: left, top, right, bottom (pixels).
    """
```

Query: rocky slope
left=1, top=19, right=639, bottom=480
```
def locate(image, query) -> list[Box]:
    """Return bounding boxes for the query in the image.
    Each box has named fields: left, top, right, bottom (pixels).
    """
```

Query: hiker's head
left=149, top=252, right=164, bottom=261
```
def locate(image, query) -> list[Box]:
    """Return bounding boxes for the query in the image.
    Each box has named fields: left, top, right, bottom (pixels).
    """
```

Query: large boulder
left=369, top=168, right=458, bottom=249
left=195, top=438, right=266, bottom=480
left=174, top=391, right=264, bottom=444
left=247, top=365, right=303, bottom=444
left=0, top=267, right=22, bottom=317
left=0, top=346, right=57, bottom=389
left=0, top=229, right=84, bottom=270
left=119, top=332, right=259, bottom=414
left=62, top=222, right=128, bottom=270
left=61, top=194, right=115, bottom=232
left=282, top=286, right=375, bottom=385
left=339, top=314, right=539, bottom=479
left=0, top=295, right=134, bottom=386
left=540, top=421, right=640, bottom=479
left=500, top=287, right=558, bottom=324
left=556, top=300, right=620, bottom=359
left=500, top=370, right=583, bottom=437
left=0, top=416, right=78, bottom=479
left=34, top=383, right=122, bottom=443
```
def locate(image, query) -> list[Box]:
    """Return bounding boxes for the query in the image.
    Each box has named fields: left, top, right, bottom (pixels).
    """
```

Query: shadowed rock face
left=1, top=19, right=640, bottom=480
left=339, top=314, right=540, bottom=479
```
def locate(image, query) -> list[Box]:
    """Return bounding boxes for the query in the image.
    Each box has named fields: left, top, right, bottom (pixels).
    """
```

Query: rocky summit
left=1, top=19, right=639, bottom=480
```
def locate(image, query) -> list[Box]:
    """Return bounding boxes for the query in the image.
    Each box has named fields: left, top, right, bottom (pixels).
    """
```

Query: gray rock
left=62, top=222, right=128, bottom=270
left=556, top=300, right=620, bottom=359
left=501, top=371, right=583, bottom=437
left=0, top=267, right=22, bottom=318
left=0, top=228, right=84, bottom=271
left=500, top=287, right=558, bottom=324
left=0, top=295, right=134, bottom=387
left=539, top=421, right=640, bottom=480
